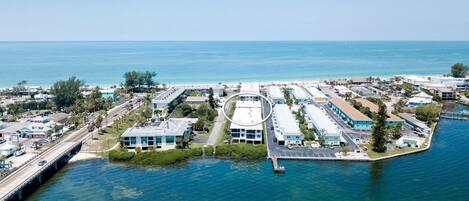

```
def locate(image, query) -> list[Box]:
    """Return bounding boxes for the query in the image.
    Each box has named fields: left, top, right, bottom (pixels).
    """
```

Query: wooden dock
left=271, top=155, right=285, bottom=173
left=441, top=111, right=469, bottom=121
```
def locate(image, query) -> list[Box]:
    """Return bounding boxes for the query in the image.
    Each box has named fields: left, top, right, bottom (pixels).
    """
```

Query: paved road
left=206, top=108, right=226, bottom=145
left=0, top=96, right=142, bottom=199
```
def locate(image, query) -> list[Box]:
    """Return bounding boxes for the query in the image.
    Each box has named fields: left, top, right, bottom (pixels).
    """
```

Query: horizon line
left=1, top=39, right=469, bottom=43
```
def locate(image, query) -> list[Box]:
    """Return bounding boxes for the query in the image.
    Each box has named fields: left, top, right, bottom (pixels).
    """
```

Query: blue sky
left=1, top=0, right=469, bottom=41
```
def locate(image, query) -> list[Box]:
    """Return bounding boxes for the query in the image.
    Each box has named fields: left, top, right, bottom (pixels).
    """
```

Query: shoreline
left=0, top=73, right=444, bottom=90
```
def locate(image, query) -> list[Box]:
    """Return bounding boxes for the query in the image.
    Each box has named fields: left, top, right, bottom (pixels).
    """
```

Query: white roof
left=99, top=89, right=115, bottom=94
left=407, top=97, right=432, bottom=105
left=305, top=86, right=327, bottom=99
left=230, top=107, right=263, bottom=130
left=290, top=85, right=309, bottom=100
left=240, top=83, right=260, bottom=94
left=236, top=101, right=262, bottom=108
left=152, top=87, right=185, bottom=105
left=413, top=92, right=433, bottom=99
left=272, top=105, right=301, bottom=139
left=267, top=86, right=284, bottom=100
left=304, top=104, right=341, bottom=137
left=121, top=118, right=190, bottom=137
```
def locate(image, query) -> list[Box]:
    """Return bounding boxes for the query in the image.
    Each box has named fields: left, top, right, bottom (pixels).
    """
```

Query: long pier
left=0, top=97, right=141, bottom=201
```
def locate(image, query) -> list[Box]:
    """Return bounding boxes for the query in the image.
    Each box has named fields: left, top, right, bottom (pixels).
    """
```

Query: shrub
left=109, top=149, right=135, bottom=161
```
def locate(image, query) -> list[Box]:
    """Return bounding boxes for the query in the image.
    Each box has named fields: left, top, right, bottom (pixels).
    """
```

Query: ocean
left=1, top=41, right=469, bottom=88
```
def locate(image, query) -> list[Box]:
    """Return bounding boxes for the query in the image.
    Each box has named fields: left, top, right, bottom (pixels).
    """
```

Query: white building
left=304, top=86, right=328, bottom=103
left=121, top=118, right=192, bottom=150
left=402, top=75, right=431, bottom=87
left=272, top=104, right=303, bottom=146
left=239, top=83, right=260, bottom=101
left=236, top=100, right=262, bottom=108
left=267, top=86, right=286, bottom=104
left=152, top=87, right=186, bottom=115
left=230, top=107, right=263, bottom=144
left=303, top=104, right=342, bottom=146
left=406, top=92, right=433, bottom=107
left=19, top=122, right=55, bottom=138
left=334, top=86, right=354, bottom=97
left=290, top=85, right=310, bottom=104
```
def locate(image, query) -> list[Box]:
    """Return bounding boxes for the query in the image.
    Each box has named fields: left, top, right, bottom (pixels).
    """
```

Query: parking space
left=262, top=99, right=337, bottom=159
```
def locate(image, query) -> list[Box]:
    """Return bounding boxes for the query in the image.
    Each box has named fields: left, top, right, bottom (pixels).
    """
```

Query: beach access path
left=206, top=108, right=225, bottom=145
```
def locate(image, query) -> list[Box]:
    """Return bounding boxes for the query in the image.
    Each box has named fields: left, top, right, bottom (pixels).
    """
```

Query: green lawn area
left=218, top=99, right=236, bottom=145
left=363, top=123, right=435, bottom=159
left=92, top=107, right=143, bottom=151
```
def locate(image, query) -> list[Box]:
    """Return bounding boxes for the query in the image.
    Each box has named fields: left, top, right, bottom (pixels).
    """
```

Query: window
left=232, top=133, right=240, bottom=137
left=247, top=134, right=255, bottom=139
left=130, top=137, right=136, bottom=145
left=166, top=136, right=175, bottom=144
left=231, top=129, right=240, bottom=132
left=141, top=137, right=148, bottom=145
left=156, top=136, right=162, bottom=144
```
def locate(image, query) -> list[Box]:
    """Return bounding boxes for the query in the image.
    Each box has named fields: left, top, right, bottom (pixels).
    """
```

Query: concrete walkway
left=206, top=108, right=226, bottom=145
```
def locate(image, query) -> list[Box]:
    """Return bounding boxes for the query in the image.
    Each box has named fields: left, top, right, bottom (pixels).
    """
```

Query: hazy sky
left=1, top=0, right=469, bottom=41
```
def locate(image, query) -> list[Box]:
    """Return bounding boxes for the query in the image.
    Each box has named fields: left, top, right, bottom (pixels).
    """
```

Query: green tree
left=208, top=88, right=216, bottom=109
left=372, top=102, right=387, bottom=153
left=50, top=76, right=84, bottom=109
left=451, top=62, right=468, bottom=78
left=124, top=71, right=140, bottom=90
left=391, top=122, right=403, bottom=140
left=193, top=117, right=208, bottom=131
left=415, top=104, right=442, bottom=125
left=142, top=71, right=157, bottom=89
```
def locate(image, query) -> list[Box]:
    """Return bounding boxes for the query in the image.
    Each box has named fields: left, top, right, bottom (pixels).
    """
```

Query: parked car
left=37, top=159, right=47, bottom=166
left=14, top=150, right=25, bottom=157
left=0, top=139, right=6, bottom=144
left=0, top=151, right=13, bottom=158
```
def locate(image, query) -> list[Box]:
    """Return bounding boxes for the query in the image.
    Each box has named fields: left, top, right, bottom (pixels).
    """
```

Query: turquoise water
left=27, top=106, right=469, bottom=201
left=1, top=41, right=469, bottom=87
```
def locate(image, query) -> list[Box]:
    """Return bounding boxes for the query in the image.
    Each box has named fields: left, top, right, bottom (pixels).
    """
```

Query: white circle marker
left=221, top=92, right=273, bottom=126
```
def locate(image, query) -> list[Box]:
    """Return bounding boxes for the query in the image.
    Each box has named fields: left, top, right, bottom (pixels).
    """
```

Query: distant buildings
left=304, top=104, right=342, bottom=146
left=334, top=86, right=354, bottom=97
left=152, top=87, right=186, bottom=115
left=354, top=98, right=404, bottom=126
left=121, top=118, right=192, bottom=150
left=398, top=113, right=431, bottom=135
left=185, top=96, right=208, bottom=107
left=239, top=83, right=260, bottom=101
left=304, top=86, right=328, bottom=104
left=290, top=85, right=310, bottom=104
left=267, top=86, right=286, bottom=104
left=100, top=89, right=117, bottom=101
left=271, top=104, right=303, bottom=146
left=328, top=97, right=372, bottom=130
left=406, top=92, right=433, bottom=107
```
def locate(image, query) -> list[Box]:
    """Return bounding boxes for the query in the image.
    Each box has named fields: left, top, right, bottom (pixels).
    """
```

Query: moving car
left=37, top=159, right=47, bottom=166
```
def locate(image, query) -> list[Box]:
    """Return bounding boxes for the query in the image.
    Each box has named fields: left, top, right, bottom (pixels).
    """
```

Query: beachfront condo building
left=230, top=101, right=263, bottom=144
left=328, top=97, right=373, bottom=130
left=271, top=104, right=303, bottom=146
left=239, top=83, right=260, bottom=101
left=290, top=85, right=310, bottom=105
left=121, top=118, right=192, bottom=150
left=303, top=104, right=342, bottom=146
left=267, top=86, right=286, bottom=104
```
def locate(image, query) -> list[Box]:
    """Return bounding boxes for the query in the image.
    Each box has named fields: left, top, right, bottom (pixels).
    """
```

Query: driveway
left=206, top=108, right=226, bottom=145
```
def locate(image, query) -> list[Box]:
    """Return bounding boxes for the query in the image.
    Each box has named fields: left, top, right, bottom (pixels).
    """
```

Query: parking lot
left=262, top=99, right=337, bottom=159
